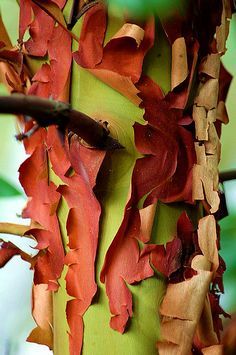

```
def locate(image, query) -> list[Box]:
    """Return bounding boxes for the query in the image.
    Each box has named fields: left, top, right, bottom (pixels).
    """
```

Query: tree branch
left=0, top=94, right=123, bottom=150
left=220, top=170, right=236, bottom=183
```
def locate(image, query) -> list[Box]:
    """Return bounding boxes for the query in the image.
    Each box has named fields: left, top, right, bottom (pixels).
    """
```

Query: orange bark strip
left=193, top=143, right=220, bottom=214
left=216, top=101, right=229, bottom=124
left=196, top=296, right=219, bottom=348
left=192, top=0, right=232, bottom=215
left=171, top=37, right=188, bottom=90
left=195, top=79, right=219, bottom=110
left=160, top=271, right=212, bottom=320
left=111, top=23, right=145, bottom=47
left=198, top=216, right=219, bottom=274
left=0, top=222, right=32, bottom=237
left=157, top=208, right=222, bottom=353
left=27, top=284, right=53, bottom=349
left=202, top=345, right=223, bottom=354
left=158, top=271, right=213, bottom=354
left=199, top=53, right=221, bottom=79
left=158, top=318, right=196, bottom=355
left=139, top=203, right=157, bottom=243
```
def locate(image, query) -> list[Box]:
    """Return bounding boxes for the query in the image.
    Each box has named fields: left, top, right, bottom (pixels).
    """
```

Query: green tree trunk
left=53, top=11, right=174, bottom=354
left=0, top=1, right=233, bottom=354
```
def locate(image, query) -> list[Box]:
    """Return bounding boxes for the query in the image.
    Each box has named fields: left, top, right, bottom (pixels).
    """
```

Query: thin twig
left=16, top=123, right=40, bottom=140
left=0, top=94, right=123, bottom=150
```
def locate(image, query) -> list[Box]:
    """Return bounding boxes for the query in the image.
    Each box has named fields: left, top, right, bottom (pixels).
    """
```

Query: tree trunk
left=0, top=1, right=233, bottom=354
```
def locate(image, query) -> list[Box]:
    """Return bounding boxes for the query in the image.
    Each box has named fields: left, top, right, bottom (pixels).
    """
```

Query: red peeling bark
left=66, top=299, right=84, bottom=355
left=19, top=145, right=65, bottom=289
left=47, top=127, right=105, bottom=351
left=148, top=238, right=182, bottom=278
left=100, top=69, right=195, bottom=334
left=73, top=3, right=155, bottom=99
left=20, top=0, right=67, bottom=56
left=101, top=207, right=154, bottom=333
left=17, top=0, right=72, bottom=291
left=0, top=243, right=19, bottom=267
left=0, top=1, right=232, bottom=353
left=134, top=76, right=195, bottom=205
left=73, top=3, right=106, bottom=68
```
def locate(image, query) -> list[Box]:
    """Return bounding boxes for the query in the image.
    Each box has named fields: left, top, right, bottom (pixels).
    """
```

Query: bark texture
left=0, top=1, right=233, bottom=354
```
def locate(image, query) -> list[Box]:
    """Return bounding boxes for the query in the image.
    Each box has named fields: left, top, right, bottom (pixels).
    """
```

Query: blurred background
left=0, top=1, right=235, bottom=354
left=218, top=13, right=236, bottom=313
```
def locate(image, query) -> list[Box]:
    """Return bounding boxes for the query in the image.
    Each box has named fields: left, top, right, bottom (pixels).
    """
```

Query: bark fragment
left=27, top=284, right=53, bottom=349
left=171, top=37, right=188, bottom=90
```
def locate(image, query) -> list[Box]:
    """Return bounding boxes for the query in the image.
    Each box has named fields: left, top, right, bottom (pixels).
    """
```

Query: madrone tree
left=0, top=0, right=234, bottom=354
